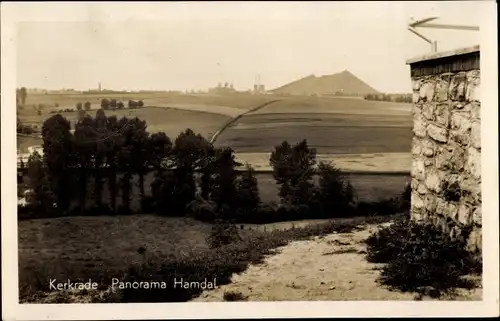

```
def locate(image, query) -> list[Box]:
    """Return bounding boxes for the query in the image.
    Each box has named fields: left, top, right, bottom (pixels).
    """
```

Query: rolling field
left=18, top=107, right=229, bottom=141
left=18, top=92, right=278, bottom=115
left=214, top=96, right=412, bottom=155
left=18, top=94, right=412, bottom=203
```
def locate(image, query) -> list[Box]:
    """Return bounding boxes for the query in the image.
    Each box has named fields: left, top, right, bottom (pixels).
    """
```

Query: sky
left=15, top=1, right=486, bottom=93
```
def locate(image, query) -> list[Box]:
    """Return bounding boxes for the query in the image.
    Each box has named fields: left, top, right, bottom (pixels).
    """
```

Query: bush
left=186, top=198, right=217, bottom=222
left=223, top=291, right=247, bottom=301
left=206, top=218, right=241, bottom=249
left=365, top=219, right=481, bottom=297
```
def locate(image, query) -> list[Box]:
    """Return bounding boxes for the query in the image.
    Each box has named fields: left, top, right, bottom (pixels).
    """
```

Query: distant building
left=208, top=82, right=237, bottom=95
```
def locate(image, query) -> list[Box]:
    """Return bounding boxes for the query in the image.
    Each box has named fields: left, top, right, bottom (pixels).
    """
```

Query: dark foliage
left=314, top=162, right=357, bottom=217
left=223, top=291, right=247, bottom=301
left=269, top=139, right=317, bottom=206
left=365, top=219, right=481, bottom=297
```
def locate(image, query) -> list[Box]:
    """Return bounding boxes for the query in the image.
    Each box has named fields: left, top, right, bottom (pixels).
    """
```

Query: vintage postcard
left=1, top=1, right=499, bottom=320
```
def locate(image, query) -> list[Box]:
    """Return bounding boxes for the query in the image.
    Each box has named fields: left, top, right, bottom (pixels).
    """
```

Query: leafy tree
left=104, top=115, right=123, bottom=211
left=128, top=100, right=138, bottom=109
left=198, top=144, right=217, bottom=200
left=137, top=100, right=144, bottom=108
left=20, top=87, right=27, bottom=105
left=147, top=132, right=172, bottom=170
left=26, top=151, right=55, bottom=214
left=110, top=99, right=118, bottom=110
left=77, top=109, right=86, bottom=122
left=101, top=98, right=110, bottom=110
left=210, top=147, right=241, bottom=213
left=316, top=162, right=356, bottom=217
left=41, top=114, right=75, bottom=212
left=117, top=101, right=125, bottom=109
left=116, top=116, right=135, bottom=213
left=73, top=115, right=97, bottom=213
left=235, top=163, right=261, bottom=219
left=126, top=117, right=150, bottom=206
left=269, top=139, right=316, bottom=207
left=92, top=109, right=108, bottom=208
left=171, top=129, right=212, bottom=172
left=151, top=169, right=196, bottom=215
left=151, top=129, right=209, bottom=215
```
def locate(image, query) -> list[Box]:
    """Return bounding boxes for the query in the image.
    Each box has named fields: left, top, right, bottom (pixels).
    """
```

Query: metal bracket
left=408, top=17, right=480, bottom=53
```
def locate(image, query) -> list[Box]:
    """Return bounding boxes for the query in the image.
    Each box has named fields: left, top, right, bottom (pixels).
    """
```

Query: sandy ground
left=192, top=223, right=482, bottom=302
left=235, top=152, right=411, bottom=173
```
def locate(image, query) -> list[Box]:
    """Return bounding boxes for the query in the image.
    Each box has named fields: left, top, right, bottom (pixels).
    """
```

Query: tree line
left=364, top=93, right=412, bottom=103
left=20, top=109, right=409, bottom=223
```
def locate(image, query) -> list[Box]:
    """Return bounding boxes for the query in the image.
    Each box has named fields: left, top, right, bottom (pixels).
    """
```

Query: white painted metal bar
left=408, top=17, right=479, bottom=54
left=416, top=23, right=480, bottom=31
left=408, top=27, right=433, bottom=44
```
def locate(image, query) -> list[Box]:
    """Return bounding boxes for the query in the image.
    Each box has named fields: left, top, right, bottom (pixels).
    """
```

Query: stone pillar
left=407, top=46, right=481, bottom=251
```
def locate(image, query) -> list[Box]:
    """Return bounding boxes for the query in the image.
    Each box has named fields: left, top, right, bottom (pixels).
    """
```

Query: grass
left=19, top=214, right=400, bottom=303
left=18, top=216, right=214, bottom=299
left=216, top=112, right=412, bottom=154
left=249, top=96, right=412, bottom=115
left=234, top=152, right=411, bottom=173
left=18, top=107, right=229, bottom=140
left=365, top=219, right=482, bottom=298
left=17, top=170, right=409, bottom=215
left=21, top=92, right=278, bottom=112
left=18, top=94, right=412, bottom=156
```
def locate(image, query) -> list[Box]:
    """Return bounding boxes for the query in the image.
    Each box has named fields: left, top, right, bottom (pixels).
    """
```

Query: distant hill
left=270, top=70, right=379, bottom=97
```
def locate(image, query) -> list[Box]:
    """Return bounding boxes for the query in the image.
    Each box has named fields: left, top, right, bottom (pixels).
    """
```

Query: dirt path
left=192, top=223, right=482, bottom=301
left=209, top=100, right=281, bottom=144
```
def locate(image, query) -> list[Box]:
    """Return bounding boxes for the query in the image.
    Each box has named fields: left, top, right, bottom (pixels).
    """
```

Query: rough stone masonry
left=407, top=46, right=481, bottom=251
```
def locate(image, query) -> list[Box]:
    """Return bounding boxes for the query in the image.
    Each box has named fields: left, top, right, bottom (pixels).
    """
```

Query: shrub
left=206, top=217, right=241, bottom=249
left=84, top=101, right=91, bottom=111
left=187, top=198, right=217, bottom=222
left=128, top=100, right=138, bottom=109
left=365, top=219, right=481, bottom=297
left=223, top=291, right=247, bottom=301
left=76, top=102, right=83, bottom=111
